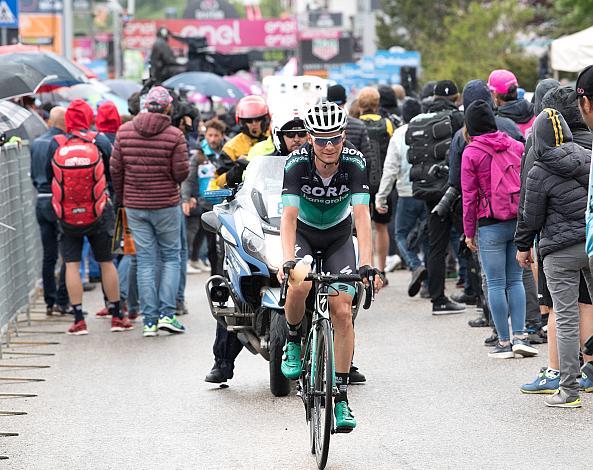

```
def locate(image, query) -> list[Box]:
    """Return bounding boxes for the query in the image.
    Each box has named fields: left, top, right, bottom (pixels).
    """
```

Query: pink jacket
left=461, top=131, right=525, bottom=238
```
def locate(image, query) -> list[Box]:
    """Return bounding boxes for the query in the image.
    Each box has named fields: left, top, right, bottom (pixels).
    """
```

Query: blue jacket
left=30, top=127, right=64, bottom=194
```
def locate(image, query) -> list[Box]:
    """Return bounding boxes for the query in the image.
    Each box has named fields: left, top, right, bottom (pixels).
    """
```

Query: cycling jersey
left=281, top=142, right=370, bottom=230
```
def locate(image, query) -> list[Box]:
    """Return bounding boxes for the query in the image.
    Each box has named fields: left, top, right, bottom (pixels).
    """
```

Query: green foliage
left=377, top=0, right=540, bottom=90
left=555, top=0, right=593, bottom=36
left=259, top=0, right=283, bottom=18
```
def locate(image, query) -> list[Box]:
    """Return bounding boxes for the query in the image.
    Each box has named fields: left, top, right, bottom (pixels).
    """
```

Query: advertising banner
left=19, top=13, right=62, bottom=53
left=124, top=19, right=297, bottom=54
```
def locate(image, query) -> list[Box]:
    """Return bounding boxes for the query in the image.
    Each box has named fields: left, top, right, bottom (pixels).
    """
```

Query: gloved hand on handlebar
left=358, top=265, right=383, bottom=293
left=278, top=260, right=296, bottom=283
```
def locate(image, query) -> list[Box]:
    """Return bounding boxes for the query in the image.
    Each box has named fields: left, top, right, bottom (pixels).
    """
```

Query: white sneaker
left=385, top=254, right=402, bottom=273
left=196, top=259, right=211, bottom=272
left=187, top=262, right=202, bottom=274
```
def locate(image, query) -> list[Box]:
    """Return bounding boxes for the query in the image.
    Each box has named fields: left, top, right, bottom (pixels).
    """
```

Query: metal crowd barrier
left=0, top=142, right=41, bottom=331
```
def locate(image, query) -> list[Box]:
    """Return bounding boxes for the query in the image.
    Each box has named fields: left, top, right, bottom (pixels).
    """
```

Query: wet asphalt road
left=2, top=269, right=593, bottom=469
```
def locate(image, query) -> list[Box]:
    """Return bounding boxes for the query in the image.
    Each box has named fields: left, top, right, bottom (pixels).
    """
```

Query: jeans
left=126, top=206, right=181, bottom=324
left=545, top=243, right=593, bottom=396
left=178, top=207, right=188, bottom=303
left=478, top=221, right=526, bottom=341
left=117, top=255, right=139, bottom=314
left=35, top=197, right=69, bottom=308
left=396, top=197, right=427, bottom=271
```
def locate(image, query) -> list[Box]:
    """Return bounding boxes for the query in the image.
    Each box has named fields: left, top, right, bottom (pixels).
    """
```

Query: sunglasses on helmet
left=311, top=134, right=344, bottom=147
left=283, top=130, right=307, bottom=138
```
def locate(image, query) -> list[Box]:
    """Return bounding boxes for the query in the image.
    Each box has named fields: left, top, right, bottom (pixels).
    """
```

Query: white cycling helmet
left=272, top=108, right=306, bottom=154
left=304, top=101, right=348, bottom=134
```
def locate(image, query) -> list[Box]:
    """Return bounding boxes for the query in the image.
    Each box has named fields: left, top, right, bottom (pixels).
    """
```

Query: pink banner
left=124, top=19, right=298, bottom=53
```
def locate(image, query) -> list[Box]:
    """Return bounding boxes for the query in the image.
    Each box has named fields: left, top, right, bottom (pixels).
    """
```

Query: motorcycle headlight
left=242, top=229, right=265, bottom=260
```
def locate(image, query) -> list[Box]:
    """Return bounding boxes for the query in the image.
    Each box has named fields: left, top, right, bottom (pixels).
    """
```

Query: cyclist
left=279, top=101, right=382, bottom=431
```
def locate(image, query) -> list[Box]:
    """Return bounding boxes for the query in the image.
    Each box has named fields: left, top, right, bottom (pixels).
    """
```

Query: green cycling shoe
left=334, top=401, right=356, bottom=432
left=280, top=341, right=302, bottom=379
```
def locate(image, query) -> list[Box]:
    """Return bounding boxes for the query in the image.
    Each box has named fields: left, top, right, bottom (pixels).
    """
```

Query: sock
left=73, top=304, right=84, bottom=323
left=107, top=301, right=122, bottom=319
left=286, top=321, right=301, bottom=343
left=545, top=368, right=560, bottom=379
left=335, top=373, right=349, bottom=403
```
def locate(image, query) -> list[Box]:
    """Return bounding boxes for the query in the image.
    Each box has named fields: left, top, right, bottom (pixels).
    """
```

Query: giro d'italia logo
left=312, top=39, right=339, bottom=62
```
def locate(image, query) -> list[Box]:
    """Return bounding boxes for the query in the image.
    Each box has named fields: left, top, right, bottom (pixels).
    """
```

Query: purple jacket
left=461, top=131, right=525, bottom=238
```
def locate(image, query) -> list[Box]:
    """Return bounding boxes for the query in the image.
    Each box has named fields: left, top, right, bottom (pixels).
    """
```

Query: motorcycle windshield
left=236, top=155, right=287, bottom=229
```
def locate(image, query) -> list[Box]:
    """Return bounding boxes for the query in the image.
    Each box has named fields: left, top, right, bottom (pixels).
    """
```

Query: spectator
left=149, top=28, right=178, bottom=83
left=326, top=84, right=372, bottom=156
left=488, top=69, right=535, bottom=137
left=358, top=87, right=395, bottom=283
left=414, top=80, right=465, bottom=314
left=30, top=106, right=70, bottom=316
left=519, top=84, right=593, bottom=394
left=461, top=100, right=534, bottom=359
left=111, top=86, right=189, bottom=337
left=47, top=100, right=131, bottom=335
left=378, top=84, right=402, bottom=124
left=522, top=108, right=592, bottom=407
left=96, top=101, right=122, bottom=145
left=376, top=98, right=428, bottom=297
left=392, top=84, right=406, bottom=103
left=183, top=118, right=228, bottom=273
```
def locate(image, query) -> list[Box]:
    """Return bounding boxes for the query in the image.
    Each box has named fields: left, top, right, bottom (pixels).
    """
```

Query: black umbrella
left=0, top=63, right=56, bottom=101
left=0, top=101, right=47, bottom=142
left=163, top=72, right=245, bottom=100
left=0, top=51, right=88, bottom=91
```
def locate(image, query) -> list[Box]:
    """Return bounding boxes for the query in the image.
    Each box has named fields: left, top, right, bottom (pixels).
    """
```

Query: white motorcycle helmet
left=271, top=108, right=307, bottom=155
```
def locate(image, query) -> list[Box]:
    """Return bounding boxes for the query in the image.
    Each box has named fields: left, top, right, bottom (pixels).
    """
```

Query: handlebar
left=278, top=272, right=375, bottom=309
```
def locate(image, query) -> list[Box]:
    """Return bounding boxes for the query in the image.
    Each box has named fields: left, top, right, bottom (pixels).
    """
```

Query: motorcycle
left=201, top=155, right=365, bottom=397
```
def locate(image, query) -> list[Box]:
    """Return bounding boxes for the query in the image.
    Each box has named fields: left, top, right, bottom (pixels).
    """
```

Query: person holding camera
left=406, top=80, right=465, bottom=314
left=461, top=100, right=536, bottom=359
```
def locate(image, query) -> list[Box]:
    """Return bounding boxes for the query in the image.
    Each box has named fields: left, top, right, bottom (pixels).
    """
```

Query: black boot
left=205, top=361, right=227, bottom=383
left=220, top=360, right=234, bottom=380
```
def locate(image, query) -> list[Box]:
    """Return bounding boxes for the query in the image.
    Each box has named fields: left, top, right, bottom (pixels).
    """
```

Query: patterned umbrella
left=0, top=101, right=47, bottom=142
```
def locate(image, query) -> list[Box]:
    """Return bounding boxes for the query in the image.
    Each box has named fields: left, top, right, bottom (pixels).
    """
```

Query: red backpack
left=51, top=131, right=108, bottom=228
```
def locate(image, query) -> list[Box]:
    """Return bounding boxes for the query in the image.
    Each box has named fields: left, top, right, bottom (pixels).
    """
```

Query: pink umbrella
left=224, top=76, right=263, bottom=96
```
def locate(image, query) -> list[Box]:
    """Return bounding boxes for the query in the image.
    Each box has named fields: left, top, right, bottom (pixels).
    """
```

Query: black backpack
left=361, top=116, right=392, bottom=194
left=405, top=112, right=453, bottom=201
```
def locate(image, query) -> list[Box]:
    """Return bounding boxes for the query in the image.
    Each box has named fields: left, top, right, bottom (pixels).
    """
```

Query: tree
left=377, top=0, right=538, bottom=90
left=426, top=1, right=535, bottom=88
left=555, top=0, right=593, bottom=36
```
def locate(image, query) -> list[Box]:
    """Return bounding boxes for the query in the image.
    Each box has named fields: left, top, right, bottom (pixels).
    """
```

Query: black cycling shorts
left=61, top=204, right=115, bottom=263
left=295, top=218, right=357, bottom=297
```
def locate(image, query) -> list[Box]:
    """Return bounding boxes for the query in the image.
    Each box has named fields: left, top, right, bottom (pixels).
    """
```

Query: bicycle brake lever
left=279, top=277, right=289, bottom=308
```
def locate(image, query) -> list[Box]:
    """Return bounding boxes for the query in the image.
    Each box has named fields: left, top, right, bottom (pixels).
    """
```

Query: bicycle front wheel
left=310, top=318, right=334, bottom=469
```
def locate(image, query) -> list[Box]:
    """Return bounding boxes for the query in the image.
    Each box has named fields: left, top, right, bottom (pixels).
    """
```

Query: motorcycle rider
left=248, top=108, right=307, bottom=158
left=149, top=28, right=179, bottom=84
left=204, top=95, right=271, bottom=384
left=215, top=95, right=270, bottom=189
left=279, top=101, right=382, bottom=431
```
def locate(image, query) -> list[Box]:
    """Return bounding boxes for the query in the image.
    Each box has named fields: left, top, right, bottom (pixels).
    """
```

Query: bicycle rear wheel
left=310, top=318, right=333, bottom=469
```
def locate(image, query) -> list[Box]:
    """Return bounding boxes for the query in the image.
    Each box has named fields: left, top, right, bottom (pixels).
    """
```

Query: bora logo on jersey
left=300, top=184, right=349, bottom=198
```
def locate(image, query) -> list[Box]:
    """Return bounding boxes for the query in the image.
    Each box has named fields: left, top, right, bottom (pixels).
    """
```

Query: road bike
left=280, top=253, right=374, bottom=469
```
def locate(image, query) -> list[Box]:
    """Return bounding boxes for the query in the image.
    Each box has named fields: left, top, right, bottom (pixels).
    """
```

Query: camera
left=427, top=163, right=449, bottom=180
left=432, top=186, right=460, bottom=218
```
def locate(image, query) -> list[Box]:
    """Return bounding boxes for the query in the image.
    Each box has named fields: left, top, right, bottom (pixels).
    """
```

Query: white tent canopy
left=551, top=25, right=593, bottom=72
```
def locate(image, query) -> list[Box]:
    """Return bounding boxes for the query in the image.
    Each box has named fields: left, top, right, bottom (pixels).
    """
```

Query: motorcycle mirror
left=201, top=211, right=221, bottom=234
